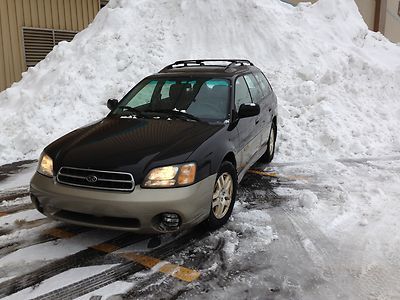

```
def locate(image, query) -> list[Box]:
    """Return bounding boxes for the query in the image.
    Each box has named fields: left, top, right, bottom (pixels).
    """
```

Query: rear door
left=253, top=71, right=274, bottom=147
left=234, top=76, right=259, bottom=172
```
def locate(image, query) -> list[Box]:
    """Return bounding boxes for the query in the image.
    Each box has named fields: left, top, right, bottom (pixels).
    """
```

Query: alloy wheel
left=212, top=172, right=233, bottom=219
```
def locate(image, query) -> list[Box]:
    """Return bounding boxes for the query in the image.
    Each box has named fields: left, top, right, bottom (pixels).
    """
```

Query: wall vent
left=22, top=27, right=77, bottom=67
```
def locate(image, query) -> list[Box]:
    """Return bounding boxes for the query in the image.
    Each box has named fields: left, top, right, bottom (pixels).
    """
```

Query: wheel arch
left=222, top=152, right=236, bottom=169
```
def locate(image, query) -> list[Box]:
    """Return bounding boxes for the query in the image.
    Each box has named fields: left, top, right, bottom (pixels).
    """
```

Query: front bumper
left=30, top=172, right=216, bottom=233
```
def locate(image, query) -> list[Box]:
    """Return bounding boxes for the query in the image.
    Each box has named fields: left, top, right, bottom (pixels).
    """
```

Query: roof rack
left=159, top=59, right=254, bottom=72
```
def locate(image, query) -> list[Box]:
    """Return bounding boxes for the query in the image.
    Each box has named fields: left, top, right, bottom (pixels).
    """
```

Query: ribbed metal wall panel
left=385, top=0, right=400, bottom=42
left=0, top=0, right=99, bottom=92
left=22, top=27, right=77, bottom=67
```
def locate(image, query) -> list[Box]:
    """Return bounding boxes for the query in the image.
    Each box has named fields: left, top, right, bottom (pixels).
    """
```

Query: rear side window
left=244, top=74, right=263, bottom=104
left=235, top=76, right=252, bottom=108
left=254, top=71, right=272, bottom=96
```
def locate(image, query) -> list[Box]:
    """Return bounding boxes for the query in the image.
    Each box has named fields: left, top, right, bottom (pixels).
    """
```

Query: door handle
left=268, top=108, right=272, bottom=112
left=255, top=119, right=260, bottom=125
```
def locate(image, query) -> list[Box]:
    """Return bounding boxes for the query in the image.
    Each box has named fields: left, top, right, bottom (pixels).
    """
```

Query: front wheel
left=206, top=161, right=237, bottom=230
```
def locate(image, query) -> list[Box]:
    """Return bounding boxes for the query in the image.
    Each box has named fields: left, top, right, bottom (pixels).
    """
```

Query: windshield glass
left=112, top=77, right=230, bottom=121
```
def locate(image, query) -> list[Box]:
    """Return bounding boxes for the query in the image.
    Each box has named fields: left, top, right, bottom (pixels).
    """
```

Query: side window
left=244, top=74, right=263, bottom=104
left=235, top=76, right=252, bottom=109
left=254, top=71, right=272, bottom=96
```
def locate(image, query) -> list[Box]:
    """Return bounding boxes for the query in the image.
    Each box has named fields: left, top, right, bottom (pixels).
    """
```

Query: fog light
left=161, top=213, right=180, bottom=230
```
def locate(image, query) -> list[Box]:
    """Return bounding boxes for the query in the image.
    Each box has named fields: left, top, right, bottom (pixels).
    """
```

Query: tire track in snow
left=0, top=203, right=35, bottom=216
left=0, top=189, right=30, bottom=204
left=30, top=227, right=208, bottom=300
left=0, top=218, right=50, bottom=238
left=0, top=225, right=91, bottom=258
left=281, top=203, right=400, bottom=300
left=243, top=170, right=350, bottom=298
left=265, top=207, right=337, bottom=299
left=0, top=232, right=149, bottom=298
left=0, top=206, right=50, bottom=240
left=269, top=155, right=400, bottom=168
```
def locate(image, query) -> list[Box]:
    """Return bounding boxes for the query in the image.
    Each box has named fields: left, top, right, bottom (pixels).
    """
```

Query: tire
left=259, top=121, right=277, bottom=163
left=206, top=161, right=238, bottom=230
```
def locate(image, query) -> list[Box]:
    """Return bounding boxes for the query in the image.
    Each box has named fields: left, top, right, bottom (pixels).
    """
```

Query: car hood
left=46, top=116, right=224, bottom=183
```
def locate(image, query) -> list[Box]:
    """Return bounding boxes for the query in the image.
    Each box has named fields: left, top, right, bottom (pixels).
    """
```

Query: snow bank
left=0, top=0, right=399, bottom=164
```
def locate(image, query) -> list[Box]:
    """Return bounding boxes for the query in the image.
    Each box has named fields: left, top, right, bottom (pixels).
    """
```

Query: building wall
left=354, top=0, right=376, bottom=30
left=286, top=0, right=400, bottom=42
left=385, top=0, right=400, bottom=42
left=288, top=0, right=376, bottom=29
left=0, top=0, right=100, bottom=92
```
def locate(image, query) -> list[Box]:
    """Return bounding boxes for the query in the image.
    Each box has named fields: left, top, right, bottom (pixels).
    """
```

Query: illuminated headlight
left=37, top=153, right=54, bottom=177
left=143, top=163, right=196, bottom=188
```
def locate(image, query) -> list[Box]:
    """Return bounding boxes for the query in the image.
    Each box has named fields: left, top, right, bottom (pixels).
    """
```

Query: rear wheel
left=206, top=161, right=237, bottom=230
left=259, top=121, right=277, bottom=163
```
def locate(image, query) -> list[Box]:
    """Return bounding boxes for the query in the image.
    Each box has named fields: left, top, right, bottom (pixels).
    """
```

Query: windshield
left=112, top=77, right=231, bottom=121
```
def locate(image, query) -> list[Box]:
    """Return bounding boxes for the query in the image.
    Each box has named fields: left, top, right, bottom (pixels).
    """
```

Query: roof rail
left=224, top=60, right=253, bottom=71
left=159, top=59, right=254, bottom=72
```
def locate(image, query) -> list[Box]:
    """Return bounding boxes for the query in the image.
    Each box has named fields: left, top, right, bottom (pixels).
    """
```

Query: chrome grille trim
left=57, top=167, right=135, bottom=192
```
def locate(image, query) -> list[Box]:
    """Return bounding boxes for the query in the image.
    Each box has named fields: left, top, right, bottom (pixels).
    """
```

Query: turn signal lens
left=37, top=153, right=54, bottom=177
left=143, top=163, right=196, bottom=188
left=177, top=163, right=196, bottom=185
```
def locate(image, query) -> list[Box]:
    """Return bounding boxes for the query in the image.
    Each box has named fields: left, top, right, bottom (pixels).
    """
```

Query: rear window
left=254, top=71, right=272, bottom=96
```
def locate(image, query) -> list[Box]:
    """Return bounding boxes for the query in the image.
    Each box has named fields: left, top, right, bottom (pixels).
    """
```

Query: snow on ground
left=75, top=281, right=133, bottom=300
left=0, top=209, right=43, bottom=227
left=0, top=229, right=120, bottom=277
left=268, top=158, right=400, bottom=299
left=271, top=156, right=400, bottom=245
left=0, top=165, right=35, bottom=191
left=0, top=196, right=31, bottom=208
left=0, top=219, right=57, bottom=252
left=0, top=0, right=399, bottom=164
left=4, top=264, right=118, bottom=300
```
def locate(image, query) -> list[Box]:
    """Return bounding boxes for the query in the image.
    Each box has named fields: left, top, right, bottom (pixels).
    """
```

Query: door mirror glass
left=238, top=103, right=260, bottom=118
left=107, top=98, right=119, bottom=110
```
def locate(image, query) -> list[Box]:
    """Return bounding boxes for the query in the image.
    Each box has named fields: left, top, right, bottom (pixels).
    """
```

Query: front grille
left=57, top=167, right=135, bottom=192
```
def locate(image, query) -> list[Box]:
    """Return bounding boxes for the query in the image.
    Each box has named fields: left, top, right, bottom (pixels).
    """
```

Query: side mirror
left=107, top=98, right=119, bottom=110
left=238, top=103, right=260, bottom=118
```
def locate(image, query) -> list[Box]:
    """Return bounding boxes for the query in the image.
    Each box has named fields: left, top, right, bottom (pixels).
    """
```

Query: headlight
left=143, top=163, right=196, bottom=188
left=37, top=153, right=54, bottom=177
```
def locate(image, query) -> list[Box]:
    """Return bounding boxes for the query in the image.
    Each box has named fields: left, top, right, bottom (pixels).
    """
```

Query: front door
left=234, top=76, right=259, bottom=173
left=244, top=73, right=266, bottom=148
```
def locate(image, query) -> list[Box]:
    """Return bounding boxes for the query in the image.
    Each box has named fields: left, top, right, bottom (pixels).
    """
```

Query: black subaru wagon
left=30, top=59, right=278, bottom=233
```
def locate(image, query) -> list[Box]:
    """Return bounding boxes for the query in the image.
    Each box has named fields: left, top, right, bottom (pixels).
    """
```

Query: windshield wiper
left=145, top=109, right=201, bottom=122
left=119, top=106, right=145, bottom=117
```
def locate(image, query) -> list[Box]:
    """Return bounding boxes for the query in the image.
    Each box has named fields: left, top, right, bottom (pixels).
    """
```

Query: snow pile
left=0, top=0, right=400, bottom=164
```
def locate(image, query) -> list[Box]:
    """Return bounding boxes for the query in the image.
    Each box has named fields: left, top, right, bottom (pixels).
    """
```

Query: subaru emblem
left=86, top=175, right=98, bottom=183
